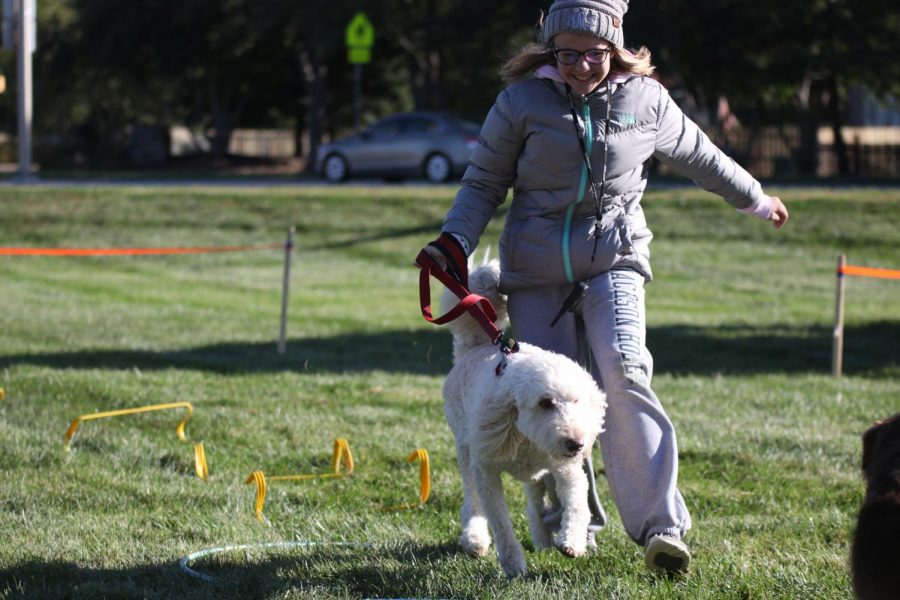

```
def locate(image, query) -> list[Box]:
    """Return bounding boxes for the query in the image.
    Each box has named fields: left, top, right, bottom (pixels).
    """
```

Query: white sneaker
left=644, top=534, right=691, bottom=574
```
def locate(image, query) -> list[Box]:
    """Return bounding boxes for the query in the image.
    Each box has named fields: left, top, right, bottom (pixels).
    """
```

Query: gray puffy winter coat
left=443, top=73, right=765, bottom=292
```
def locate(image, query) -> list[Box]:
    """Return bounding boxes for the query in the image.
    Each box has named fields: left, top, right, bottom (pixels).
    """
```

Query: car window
left=445, top=118, right=481, bottom=134
left=399, top=117, right=440, bottom=135
left=459, top=120, right=482, bottom=134
left=366, top=120, right=402, bottom=139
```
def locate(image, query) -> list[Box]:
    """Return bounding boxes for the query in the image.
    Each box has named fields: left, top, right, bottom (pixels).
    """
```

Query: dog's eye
left=538, top=396, right=554, bottom=410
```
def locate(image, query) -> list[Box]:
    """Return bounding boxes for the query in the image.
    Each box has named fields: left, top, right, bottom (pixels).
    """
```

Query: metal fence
left=225, top=124, right=898, bottom=178
left=3, top=125, right=897, bottom=177
left=227, top=129, right=295, bottom=158
left=654, top=126, right=900, bottom=179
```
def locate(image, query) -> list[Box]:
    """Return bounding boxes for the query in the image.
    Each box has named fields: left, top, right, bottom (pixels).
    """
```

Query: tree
left=35, top=0, right=285, bottom=160
left=629, top=0, right=900, bottom=176
left=25, top=0, right=897, bottom=176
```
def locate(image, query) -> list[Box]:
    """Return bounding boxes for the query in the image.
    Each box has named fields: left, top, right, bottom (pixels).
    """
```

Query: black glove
left=426, top=232, right=468, bottom=287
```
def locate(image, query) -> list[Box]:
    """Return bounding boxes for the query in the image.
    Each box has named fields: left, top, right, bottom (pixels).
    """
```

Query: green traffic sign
left=346, top=12, right=374, bottom=49
left=348, top=48, right=371, bottom=64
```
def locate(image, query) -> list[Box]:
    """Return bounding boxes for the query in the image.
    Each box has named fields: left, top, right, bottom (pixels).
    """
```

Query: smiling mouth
left=569, top=75, right=599, bottom=88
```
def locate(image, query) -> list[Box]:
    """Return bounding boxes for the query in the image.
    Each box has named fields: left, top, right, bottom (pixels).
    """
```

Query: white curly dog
left=441, top=259, right=607, bottom=578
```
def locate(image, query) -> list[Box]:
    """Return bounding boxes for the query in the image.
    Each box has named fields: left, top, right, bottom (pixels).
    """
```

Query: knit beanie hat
left=540, top=0, right=628, bottom=47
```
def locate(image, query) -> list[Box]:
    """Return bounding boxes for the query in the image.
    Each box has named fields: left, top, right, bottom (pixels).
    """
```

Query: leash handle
left=549, top=281, right=589, bottom=327
left=427, top=232, right=469, bottom=287
left=416, top=249, right=502, bottom=342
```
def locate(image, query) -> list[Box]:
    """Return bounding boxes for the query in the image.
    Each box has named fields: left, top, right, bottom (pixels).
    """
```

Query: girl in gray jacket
left=420, top=0, right=789, bottom=575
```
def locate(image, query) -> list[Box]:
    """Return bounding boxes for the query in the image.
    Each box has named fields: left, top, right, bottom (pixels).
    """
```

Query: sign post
left=345, top=12, right=374, bottom=135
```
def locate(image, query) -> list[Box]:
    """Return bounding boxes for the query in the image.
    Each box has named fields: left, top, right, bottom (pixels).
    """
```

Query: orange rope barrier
left=839, top=265, right=900, bottom=281
left=0, top=243, right=283, bottom=256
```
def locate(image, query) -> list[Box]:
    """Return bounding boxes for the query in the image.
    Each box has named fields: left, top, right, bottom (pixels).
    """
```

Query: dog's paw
left=460, top=516, right=491, bottom=557
left=529, top=523, right=553, bottom=552
left=502, top=562, right=527, bottom=579
left=556, top=518, right=590, bottom=557
left=555, top=535, right=587, bottom=558
left=556, top=543, right=585, bottom=558
left=533, top=536, right=554, bottom=552
left=460, top=534, right=490, bottom=557
left=499, top=549, right=527, bottom=578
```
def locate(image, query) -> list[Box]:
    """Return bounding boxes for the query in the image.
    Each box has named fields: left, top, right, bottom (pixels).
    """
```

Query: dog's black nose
left=564, top=438, right=584, bottom=453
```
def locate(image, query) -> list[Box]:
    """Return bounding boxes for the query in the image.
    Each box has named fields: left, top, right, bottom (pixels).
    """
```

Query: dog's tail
left=440, top=257, right=508, bottom=362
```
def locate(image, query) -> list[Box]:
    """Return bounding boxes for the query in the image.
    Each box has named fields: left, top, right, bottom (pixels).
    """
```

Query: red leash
left=416, top=249, right=518, bottom=358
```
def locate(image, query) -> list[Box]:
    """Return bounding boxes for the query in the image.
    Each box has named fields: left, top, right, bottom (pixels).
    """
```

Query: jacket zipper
left=562, top=101, right=593, bottom=284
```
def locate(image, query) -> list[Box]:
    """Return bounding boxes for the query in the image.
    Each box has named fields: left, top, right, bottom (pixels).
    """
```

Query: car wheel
left=323, top=154, right=349, bottom=183
left=424, top=153, right=452, bottom=183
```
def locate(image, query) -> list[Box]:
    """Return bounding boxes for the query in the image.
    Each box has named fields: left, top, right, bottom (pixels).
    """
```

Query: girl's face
left=552, top=32, right=612, bottom=96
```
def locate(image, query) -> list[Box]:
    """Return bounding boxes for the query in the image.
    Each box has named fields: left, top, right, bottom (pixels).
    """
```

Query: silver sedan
left=315, top=111, right=481, bottom=183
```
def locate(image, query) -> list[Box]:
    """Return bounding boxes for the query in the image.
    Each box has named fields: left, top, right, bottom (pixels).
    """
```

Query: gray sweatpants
left=507, top=268, right=692, bottom=545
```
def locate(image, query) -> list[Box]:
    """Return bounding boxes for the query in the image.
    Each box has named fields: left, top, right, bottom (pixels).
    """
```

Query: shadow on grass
left=648, top=320, right=899, bottom=377
left=0, top=329, right=455, bottom=376
left=0, top=321, right=896, bottom=377
left=0, top=558, right=191, bottom=600
left=0, top=542, right=469, bottom=599
left=296, top=220, right=444, bottom=252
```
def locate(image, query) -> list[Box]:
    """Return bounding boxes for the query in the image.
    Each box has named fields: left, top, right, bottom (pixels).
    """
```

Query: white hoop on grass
left=178, top=540, right=444, bottom=599
left=178, top=541, right=357, bottom=583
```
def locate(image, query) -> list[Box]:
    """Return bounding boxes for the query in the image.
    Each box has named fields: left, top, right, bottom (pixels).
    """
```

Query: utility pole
left=3, top=0, right=35, bottom=181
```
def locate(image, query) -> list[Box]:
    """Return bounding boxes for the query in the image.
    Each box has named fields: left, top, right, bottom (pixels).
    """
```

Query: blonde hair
left=500, top=43, right=655, bottom=84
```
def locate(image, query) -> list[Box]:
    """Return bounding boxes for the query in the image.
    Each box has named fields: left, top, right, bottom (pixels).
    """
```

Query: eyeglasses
left=552, top=46, right=612, bottom=66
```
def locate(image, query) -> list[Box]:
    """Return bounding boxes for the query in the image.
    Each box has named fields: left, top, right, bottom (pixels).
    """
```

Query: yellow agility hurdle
left=384, top=448, right=431, bottom=511
left=63, top=401, right=193, bottom=451
left=194, top=442, right=209, bottom=481
left=245, top=438, right=354, bottom=521
left=408, top=448, right=431, bottom=505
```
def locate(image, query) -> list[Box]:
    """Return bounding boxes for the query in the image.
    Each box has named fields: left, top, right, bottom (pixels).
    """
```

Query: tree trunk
left=423, top=0, right=436, bottom=109
left=397, top=0, right=443, bottom=110
left=399, top=35, right=426, bottom=110
left=827, top=74, right=849, bottom=176
left=795, top=73, right=819, bottom=177
left=208, top=84, right=247, bottom=158
left=428, top=48, right=442, bottom=110
left=293, top=115, right=305, bottom=159
left=796, top=113, right=819, bottom=177
left=298, top=43, right=327, bottom=174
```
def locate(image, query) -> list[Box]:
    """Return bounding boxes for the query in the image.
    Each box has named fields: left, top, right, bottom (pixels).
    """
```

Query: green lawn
left=0, top=184, right=897, bottom=599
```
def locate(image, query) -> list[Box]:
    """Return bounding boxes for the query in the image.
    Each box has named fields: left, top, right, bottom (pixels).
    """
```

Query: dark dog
left=851, top=412, right=900, bottom=600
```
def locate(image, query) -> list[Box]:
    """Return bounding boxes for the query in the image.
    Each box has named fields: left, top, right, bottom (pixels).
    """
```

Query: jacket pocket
left=569, top=217, right=621, bottom=282
left=501, top=217, right=570, bottom=287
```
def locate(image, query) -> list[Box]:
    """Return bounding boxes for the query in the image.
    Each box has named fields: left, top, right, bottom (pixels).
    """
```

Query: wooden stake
left=832, top=254, right=846, bottom=377
left=277, top=227, right=295, bottom=355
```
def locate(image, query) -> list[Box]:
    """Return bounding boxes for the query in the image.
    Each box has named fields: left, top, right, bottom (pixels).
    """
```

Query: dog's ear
left=472, top=391, right=524, bottom=463
left=861, top=420, right=883, bottom=479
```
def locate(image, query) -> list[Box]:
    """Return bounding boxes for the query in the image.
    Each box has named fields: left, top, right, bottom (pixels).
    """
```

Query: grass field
left=0, top=184, right=898, bottom=599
